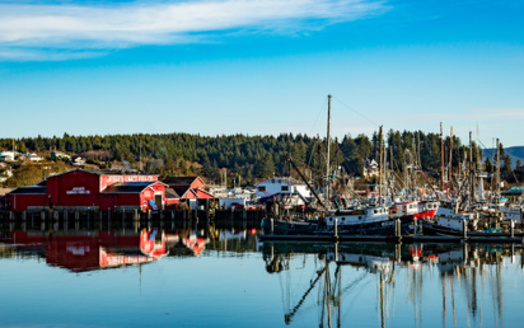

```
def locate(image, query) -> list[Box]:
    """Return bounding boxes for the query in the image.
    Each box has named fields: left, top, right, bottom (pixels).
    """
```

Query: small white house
left=71, top=156, right=86, bottom=166
left=364, top=159, right=379, bottom=178
left=255, top=177, right=312, bottom=201
left=0, top=151, right=16, bottom=162
left=51, top=151, right=71, bottom=160
left=24, top=153, right=43, bottom=162
left=0, top=163, right=13, bottom=183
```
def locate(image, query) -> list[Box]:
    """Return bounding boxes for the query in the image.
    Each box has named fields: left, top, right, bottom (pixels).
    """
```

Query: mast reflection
left=261, top=242, right=523, bottom=328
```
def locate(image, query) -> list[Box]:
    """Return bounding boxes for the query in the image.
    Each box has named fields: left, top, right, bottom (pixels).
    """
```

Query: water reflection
left=0, top=218, right=261, bottom=272
left=1, top=219, right=524, bottom=328
left=1, top=229, right=167, bottom=272
left=260, top=241, right=524, bottom=328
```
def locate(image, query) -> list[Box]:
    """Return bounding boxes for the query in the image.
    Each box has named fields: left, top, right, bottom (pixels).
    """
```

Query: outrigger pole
left=285, top=154, right=327, bottom=210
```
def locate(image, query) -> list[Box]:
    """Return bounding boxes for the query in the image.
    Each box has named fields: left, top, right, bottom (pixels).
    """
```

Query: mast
left=440, top=123, right=445, bottom=191
left=469, top=132, right=475, bottom=204
left=326, top=94, right=332, bottom=209
left=449, top=127, right=453, bottom=189
left=496, top=138, right=501, bottom=212
left=379, top=126, right=383, bottom=198
left=412, top=133, right=416, bottom=190
left=139, top=138, right=143, bottom=171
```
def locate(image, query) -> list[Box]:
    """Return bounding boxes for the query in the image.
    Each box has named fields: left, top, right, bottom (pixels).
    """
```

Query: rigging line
left=308, top=97, right=328, bottom=138
left=475, top=137, right=494, bottom=156
left=332, top=96, right=381, bottom=128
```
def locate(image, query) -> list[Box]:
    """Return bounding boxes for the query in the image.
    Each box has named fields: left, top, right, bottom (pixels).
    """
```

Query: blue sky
left=0, top=0, right=523, bottom=147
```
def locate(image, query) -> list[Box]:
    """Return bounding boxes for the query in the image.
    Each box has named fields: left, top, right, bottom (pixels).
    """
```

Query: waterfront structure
left=255, top=177, right=311, bottom=202
left=164, top=176, right=215, bottom=209
left=3, top=168, right=168, bottom=211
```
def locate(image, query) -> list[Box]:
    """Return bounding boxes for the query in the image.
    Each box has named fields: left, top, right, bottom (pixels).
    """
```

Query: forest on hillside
left=0, top=130, right=517, bottom=187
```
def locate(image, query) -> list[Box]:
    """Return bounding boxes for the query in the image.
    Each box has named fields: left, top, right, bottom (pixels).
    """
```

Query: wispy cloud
left=422, top=108, right=524, bottom=120
left=0, top=0, right=388, bottom=60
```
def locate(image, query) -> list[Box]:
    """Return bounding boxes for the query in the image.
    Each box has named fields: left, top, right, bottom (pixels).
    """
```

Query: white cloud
left=0, top=0, right=388, bottom=60
left=421, top=108, right=524, bottom=121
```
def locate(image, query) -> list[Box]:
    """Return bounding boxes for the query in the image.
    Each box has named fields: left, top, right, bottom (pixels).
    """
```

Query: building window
left=258, top=186, right=266, bottom=192
left=281, top=185, right=289, bottom=191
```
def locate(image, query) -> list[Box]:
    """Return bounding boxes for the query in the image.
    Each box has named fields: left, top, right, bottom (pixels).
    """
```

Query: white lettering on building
left=66, top=187, right=91, bottom=195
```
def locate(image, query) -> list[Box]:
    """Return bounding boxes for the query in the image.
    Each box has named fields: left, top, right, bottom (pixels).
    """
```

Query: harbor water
left=1, top=219, right=524, bottom=327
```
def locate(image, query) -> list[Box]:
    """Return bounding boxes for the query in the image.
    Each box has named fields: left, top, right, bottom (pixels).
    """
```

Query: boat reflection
left=260, top=241, right=524, bottom=328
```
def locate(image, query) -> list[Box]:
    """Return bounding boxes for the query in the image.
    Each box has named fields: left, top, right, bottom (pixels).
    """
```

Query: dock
left=259, top=233, right=524, bottom=244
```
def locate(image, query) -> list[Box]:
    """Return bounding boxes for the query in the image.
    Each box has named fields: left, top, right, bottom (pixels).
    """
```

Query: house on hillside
left=363, top=159, right=379, bottom=178
left=0, top=151, right=17, bottom=162
left=23, top=153, right=44, bottom=162
left=0, top=163, right=13, bottom=183
left=70, top=156, right=86, bottom=166
left=51, top=151, right=71, bottom=160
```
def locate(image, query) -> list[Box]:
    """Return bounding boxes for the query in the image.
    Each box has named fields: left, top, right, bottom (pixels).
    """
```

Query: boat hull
left=261, top=215, right=419, bottom=237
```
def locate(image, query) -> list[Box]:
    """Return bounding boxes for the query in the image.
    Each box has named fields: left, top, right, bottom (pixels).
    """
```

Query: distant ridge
left=483, top=146, right=524, bottom=167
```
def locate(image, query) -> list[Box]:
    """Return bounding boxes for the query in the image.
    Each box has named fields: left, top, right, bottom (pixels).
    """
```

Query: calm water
left=1, top=219, right=524, bottom=328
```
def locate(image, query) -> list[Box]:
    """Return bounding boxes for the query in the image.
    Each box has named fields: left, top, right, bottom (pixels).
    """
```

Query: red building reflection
left=7, top=229, right=167, bottom=272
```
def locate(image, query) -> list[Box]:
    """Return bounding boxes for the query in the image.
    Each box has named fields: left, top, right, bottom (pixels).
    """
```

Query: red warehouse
left=5, top=169, right=169, bottom=211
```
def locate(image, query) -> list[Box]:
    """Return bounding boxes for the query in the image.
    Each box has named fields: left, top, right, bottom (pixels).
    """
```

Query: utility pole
left=325, top=94, right=332, bottom=209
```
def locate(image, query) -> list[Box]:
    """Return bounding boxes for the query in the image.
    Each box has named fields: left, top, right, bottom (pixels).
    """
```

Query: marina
left=2, top=1, right=524, bottom=326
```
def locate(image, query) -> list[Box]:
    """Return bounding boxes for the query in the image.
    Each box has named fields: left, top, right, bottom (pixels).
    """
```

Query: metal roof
left=165, top=188, right=180, bottom=199
left=102, top=182, right=160, bottom=194
left=48, top=168, right=157, bottom=179
left=9, top=185, right=47, bottom=195
left=163, top=176, right=202, bottom=186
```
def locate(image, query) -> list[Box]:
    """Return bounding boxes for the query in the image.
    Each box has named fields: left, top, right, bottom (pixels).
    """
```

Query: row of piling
left=0, top=208, right=265, bottom=222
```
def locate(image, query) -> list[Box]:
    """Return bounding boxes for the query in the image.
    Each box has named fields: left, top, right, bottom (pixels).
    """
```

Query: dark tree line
left=0, top=130, right=514, bottom=184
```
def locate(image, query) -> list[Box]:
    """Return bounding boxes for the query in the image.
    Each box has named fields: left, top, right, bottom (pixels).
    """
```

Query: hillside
left=483, top=146, right=524, bottom=168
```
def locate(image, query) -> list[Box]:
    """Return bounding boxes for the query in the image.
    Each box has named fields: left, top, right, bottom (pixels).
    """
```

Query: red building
left=163, top=176, right=214, bottom=208
left=5, top=169, right=168, bottom=211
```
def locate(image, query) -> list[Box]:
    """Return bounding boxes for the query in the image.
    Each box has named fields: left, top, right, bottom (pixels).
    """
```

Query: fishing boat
left=421, top=212, right=469, bottom=236
left=261, top=204, right=418, bottom=237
